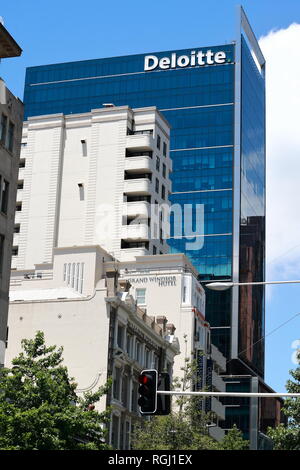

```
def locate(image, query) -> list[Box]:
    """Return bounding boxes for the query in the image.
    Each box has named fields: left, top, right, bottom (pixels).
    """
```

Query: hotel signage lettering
left=144, top=50, right=227, bottom=71
left=126, top=275, right=177, bottom=287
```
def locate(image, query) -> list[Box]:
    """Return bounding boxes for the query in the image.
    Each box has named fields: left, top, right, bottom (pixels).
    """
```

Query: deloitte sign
left=144, top=50, right=227, bottom=71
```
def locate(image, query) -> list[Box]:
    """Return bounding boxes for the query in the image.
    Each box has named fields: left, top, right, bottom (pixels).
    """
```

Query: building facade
left=18, top=7, right=268, bottom=443
left=21, top=7, right=265, bottom=378
left=0, top=23, right=23, bottom=365
left=6, top=245, right=179, bottom=449
left=108, top=253, right=227, bottom=441
left=12, top=105, right=171, bottom=269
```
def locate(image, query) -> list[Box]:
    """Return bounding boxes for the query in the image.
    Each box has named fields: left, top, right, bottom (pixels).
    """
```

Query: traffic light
left=138, top=369, right=158, bottom=415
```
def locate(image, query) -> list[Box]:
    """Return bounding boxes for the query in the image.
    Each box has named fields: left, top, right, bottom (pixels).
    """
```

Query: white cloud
left=259, top=24, right=300, bottom=280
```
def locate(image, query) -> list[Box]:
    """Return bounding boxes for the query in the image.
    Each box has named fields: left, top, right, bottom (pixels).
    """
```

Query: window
left=121, top=375, right=129, bottom=408
left=136, top=288, right=146, bottom=305
left=157, top=134, right=161, bottom=150
left=126, top=334, right=132, bottom=356
left=161, top=184, right=166, bottom=200
left=17, top=180, right=24, bottom=190
left=14, top=224, right=20, bottom=233
left=125, top=421, right=130, bottom=450
left=0, top=114, right=7, bottom=144
left=162, top=163, right=166, bottom=178
left=12, top=246, right=18, bottom=256
left=111, top=415, right=120, bottom=449
left=19, top=159, right=25, bottom=168
left=1, top=180, right=9, bottom=214
left=145, top=348, right=151, bottom=368
left=16, top=202, right=22, bottom=211
left=163, top=141, right=167, bottom=157
left=117, top=323, right=125, bottom=349
left=156, top=156, right=160, bottom=172
left=155, top=178, right=159, bottom=193
left=113, top=367, right=121, bottom=400
left=131, top=381, right=138, bottom=412
left=183, top=286, right=187, bottom=303
left=135, top=341, right=142, bottom=363
left=0, top=234, right=4, bottom=274
left=7, top=122, right=14, bottom=152
left=153, top=353, right=159, bottom=371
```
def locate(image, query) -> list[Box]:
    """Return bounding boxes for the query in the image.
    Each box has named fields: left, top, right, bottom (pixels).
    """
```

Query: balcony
left=208, top=425, right=225, bottom=442
left=14, top=210, right=22, bottom=224
left=124, top=155, right=152, bottom=173
left=18, top=167, right=25, bottom=180
left=211, top=397, right=225, bottom=421
left=16, top=189, right=23, bottom=202
left=121, top=223, right=149, bottom=240
left=124, top=201, right=150, bottom=218
left=13, top=232, right=20, bottom=247
left=212, top=370, right=226, bottom=392
left=124, top=178, right=151, bottom=195
left=120, top=247, right=149, bottom=261
left=211, top=344, right=226, bottom=372
left=126, top=133, right=154, bottom=151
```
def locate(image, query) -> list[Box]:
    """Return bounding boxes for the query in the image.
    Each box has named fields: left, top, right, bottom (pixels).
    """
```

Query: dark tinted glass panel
left=238, top=36, right=265, bottom=377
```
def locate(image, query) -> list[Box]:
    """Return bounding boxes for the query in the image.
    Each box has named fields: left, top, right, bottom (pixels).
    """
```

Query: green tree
left=0, top=331, right=111, bottom=450
left=131, top=412, right=220, bottom=450
left=219, top=425, right=249, bottom=450
left=267, top=351, right=300, bottom=450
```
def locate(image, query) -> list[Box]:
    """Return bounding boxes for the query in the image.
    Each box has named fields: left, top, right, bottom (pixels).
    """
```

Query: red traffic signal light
left=138, top=369, right=158, bottom=415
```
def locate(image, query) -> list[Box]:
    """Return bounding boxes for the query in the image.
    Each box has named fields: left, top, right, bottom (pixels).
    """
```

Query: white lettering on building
left=126, top=275, right=177, bottom=287
left=144, top=50, right=227, bottom=71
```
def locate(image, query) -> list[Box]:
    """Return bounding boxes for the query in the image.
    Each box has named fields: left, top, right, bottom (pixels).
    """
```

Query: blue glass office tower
left=22, top=7, right=271, bottom=445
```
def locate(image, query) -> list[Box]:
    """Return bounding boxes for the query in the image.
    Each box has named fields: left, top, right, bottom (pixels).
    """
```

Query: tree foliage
left=0, top=331, right=111, bottom=450
left=267, top=352, right=300, bottom=450
left=220, top=425, right=249, bottom=450
left=131, top=410, right=220, bottom=450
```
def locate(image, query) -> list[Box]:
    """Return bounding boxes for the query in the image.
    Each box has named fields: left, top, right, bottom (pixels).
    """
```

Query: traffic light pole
left=157, top=391, right=300, bottom=398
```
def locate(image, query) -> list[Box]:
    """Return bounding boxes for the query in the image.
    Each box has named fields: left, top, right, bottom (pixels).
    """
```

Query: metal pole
left=157, top=391, right=300, bottom=398
left=234, top=280, right=300, bottom=286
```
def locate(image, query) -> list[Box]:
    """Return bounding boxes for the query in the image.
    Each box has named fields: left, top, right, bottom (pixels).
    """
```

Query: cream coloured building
left=12, top=105, right=172, bottom=271
left=108, top=253, right=227, bottom=441
left=7, top=101, right=227, bottom=443
left=6, top=245, right=179, bottom=449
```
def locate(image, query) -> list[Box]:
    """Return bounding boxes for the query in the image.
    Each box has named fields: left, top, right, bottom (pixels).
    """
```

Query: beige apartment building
left=0, top=22, right=23, bottom=365
left=6, top=245, right=179, bottom=449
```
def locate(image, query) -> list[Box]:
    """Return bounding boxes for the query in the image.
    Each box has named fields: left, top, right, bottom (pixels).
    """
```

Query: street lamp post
left=205, top=280, right=300, bottom=291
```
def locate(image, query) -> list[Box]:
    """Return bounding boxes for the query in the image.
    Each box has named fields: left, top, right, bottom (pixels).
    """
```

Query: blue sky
left=1, top=0, right=300, bottom=392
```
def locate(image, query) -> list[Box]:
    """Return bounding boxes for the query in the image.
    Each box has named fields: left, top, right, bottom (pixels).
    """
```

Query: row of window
left=156, top=134, right=167, bottom=157
left=25, top=53, right=234, bottom=89
left=13, top=176, right=23, bottom=255
left=63, top=262, right=84, bottom=293
left=0, top=113, right=15, bottom=153
left=155, top=177, right=167, bottom=200
left=116, top=323, right=158, bottom=367
left=155, top=155, right=167, bottom=179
